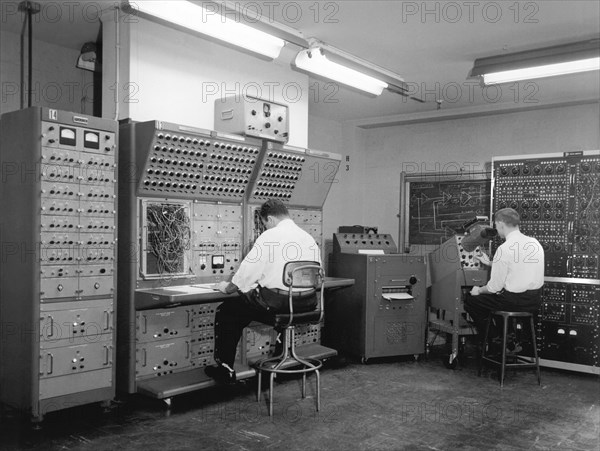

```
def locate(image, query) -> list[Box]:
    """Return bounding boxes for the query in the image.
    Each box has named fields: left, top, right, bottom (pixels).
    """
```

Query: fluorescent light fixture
left=294, top=48, right=389, bottom=96
left=482, top=57, right=600, bottom=84
left=470, top=39, right=600, bottom=85
left=127, top=1, right=285, bottom=59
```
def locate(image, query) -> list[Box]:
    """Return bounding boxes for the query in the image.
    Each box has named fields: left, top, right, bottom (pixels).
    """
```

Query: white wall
left=308, top=114, right=368, bottom=252
left=102, top=14, right=309, bottom=147
left=0, top=30, right=93, bottom=116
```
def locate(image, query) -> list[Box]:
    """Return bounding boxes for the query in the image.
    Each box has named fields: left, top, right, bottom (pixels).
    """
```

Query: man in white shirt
left=205, top=199, right=321, bottom=384
left=464, top=208, right=544, bottom=347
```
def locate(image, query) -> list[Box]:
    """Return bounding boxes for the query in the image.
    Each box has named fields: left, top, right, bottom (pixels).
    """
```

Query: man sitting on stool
left=464, top=207, right=544, bottom=352
left=204, top=199, right=321, bottom=384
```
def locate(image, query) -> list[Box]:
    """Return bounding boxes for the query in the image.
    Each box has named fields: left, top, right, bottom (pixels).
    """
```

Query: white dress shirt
left=486, top=229, right=544, bottom=294
left=232, top=218, right=321, bottom=293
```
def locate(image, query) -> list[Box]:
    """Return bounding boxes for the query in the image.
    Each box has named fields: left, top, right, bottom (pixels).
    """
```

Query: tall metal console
left=326, top=234, right=427, bottom=362
left=0, top=108, right=118, bottom=422
left=493, top=150, right=600, bottom=375
left=428, top=234, right=489, bottom=368
left=117, top=120, right=342, bottom=404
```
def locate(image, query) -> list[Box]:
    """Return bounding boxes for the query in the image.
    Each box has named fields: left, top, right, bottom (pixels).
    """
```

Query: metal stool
left=255, top=262, right=325, bottom=416
left=479, top=311, right=541, bottom=387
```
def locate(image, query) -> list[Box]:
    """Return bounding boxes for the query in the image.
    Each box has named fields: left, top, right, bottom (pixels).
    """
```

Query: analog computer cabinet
left=326, top=234, right=427, bottom=362
left=116, top=121, right=343, bottom=405
left=492, top=150, right=600, bottom=375
left=0, top=108, right=118, bottom=422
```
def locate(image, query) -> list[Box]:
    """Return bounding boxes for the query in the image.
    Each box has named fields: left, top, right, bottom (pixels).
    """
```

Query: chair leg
left=257, top=369, right=262, bottom=402
left=269, top=371, right=275, bottom=417
left=273, top=329, right=291, bottom=371
left=315, top=369, right=320, bottom=412
left=500, top=315, right=508, bottom=387
left=479, top=314, right=491, bottom=377
left=530, top=316, right=541, bottom=386
left=289, top=329, right=318, bottom=369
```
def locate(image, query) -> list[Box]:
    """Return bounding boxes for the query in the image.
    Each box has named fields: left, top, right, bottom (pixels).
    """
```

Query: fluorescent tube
left=294, top=48, right=388, bottom=96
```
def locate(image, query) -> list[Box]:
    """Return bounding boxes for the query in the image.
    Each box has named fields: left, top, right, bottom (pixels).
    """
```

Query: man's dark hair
left=494, top=208, right=520, bottom=227
left=260, top=199, right=289, bottom=220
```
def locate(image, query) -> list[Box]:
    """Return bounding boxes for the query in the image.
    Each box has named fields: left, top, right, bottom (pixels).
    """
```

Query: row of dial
left=157, top=133, right=259, bottom=153
left=498, top=160, right=600, bottom=176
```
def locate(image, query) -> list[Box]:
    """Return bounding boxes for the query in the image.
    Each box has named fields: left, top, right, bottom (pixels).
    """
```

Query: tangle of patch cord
left=147, top=204, right=191, bottom=274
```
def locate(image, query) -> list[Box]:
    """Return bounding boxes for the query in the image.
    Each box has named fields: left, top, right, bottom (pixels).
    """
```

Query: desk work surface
left=135, top=277, right=355, bottom=309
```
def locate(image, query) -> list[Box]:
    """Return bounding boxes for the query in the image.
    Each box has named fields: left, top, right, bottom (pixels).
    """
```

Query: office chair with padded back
left=255, top=261, right=325, bottom=416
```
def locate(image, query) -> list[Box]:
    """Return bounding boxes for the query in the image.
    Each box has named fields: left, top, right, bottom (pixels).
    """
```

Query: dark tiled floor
left=1, top=347, right=599, bottom=450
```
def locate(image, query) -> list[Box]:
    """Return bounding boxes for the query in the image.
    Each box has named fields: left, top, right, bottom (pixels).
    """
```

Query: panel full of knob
left=123, top=120, right=261, bottom=201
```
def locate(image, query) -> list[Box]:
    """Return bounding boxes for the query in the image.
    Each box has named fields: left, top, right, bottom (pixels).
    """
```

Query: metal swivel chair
left=255, top=261, right=325, bottom=417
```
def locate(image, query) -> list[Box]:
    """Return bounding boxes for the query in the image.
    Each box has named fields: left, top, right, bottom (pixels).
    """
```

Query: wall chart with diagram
left=400, top=174, right=491, bottom=247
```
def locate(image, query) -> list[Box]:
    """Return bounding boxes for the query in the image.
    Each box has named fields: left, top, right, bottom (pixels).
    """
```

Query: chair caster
left=443, top=353, right=458, bottom=369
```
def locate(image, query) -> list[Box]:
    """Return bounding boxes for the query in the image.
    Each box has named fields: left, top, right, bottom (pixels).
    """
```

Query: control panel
left=135, top=303, right=221, bottom=379
left=0, top=107, right=117, bottom=421
left=289, top=208, right=324, bottom=250
left=333, top=233, right=398, bottom=254
left=120, top=120, right=261, bottom=201
left=248, top=141, right=341, bottom=208
left=248, top=205, right=325, bottom=257
left=538, top=282, right=599, bottom=367
left=493, top=151, right=600, bottom=279
left=492, top=150, right=599, bottom=373
left=248, top=144, right=305, bottom=202
left=192, top=202, right=243, bottom=280
left=214, top=95, right=289, bottom=143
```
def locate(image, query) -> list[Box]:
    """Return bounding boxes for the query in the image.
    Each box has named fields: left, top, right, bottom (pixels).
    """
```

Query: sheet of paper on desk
left=383, top=293, right=414, bottom=301
left=191, top=283, right=219, bottom=290
left=160, top=285, right=217, bottom=294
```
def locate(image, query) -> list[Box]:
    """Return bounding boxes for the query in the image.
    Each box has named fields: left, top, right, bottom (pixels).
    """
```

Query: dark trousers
left=213, top=287, right=317, bottom=367
left=464, top=289, right=542, bottom=341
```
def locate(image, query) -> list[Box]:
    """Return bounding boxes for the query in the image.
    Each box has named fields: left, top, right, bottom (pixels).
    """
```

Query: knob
left=265, top=123, right=271, bottom=129
left=409, top=276, right=418, bottom=285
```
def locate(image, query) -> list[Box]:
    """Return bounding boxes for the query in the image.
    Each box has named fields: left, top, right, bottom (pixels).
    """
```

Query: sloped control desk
left=132, top=277, right=354, bottom=403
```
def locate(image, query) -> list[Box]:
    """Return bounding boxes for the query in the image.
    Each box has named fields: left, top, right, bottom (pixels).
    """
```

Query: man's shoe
left=506, top=342, right=523, bottom=355
left=204, top=363, right=236, bottom=385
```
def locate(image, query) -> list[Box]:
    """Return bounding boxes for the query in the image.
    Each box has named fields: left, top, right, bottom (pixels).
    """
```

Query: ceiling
left=1, top=0, right=599, bottom=122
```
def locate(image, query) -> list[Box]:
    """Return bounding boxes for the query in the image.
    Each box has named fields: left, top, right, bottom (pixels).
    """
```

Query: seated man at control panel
left=204, top=199, right=321, bottom=384
left=464, top=208, right=544, bottom=350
